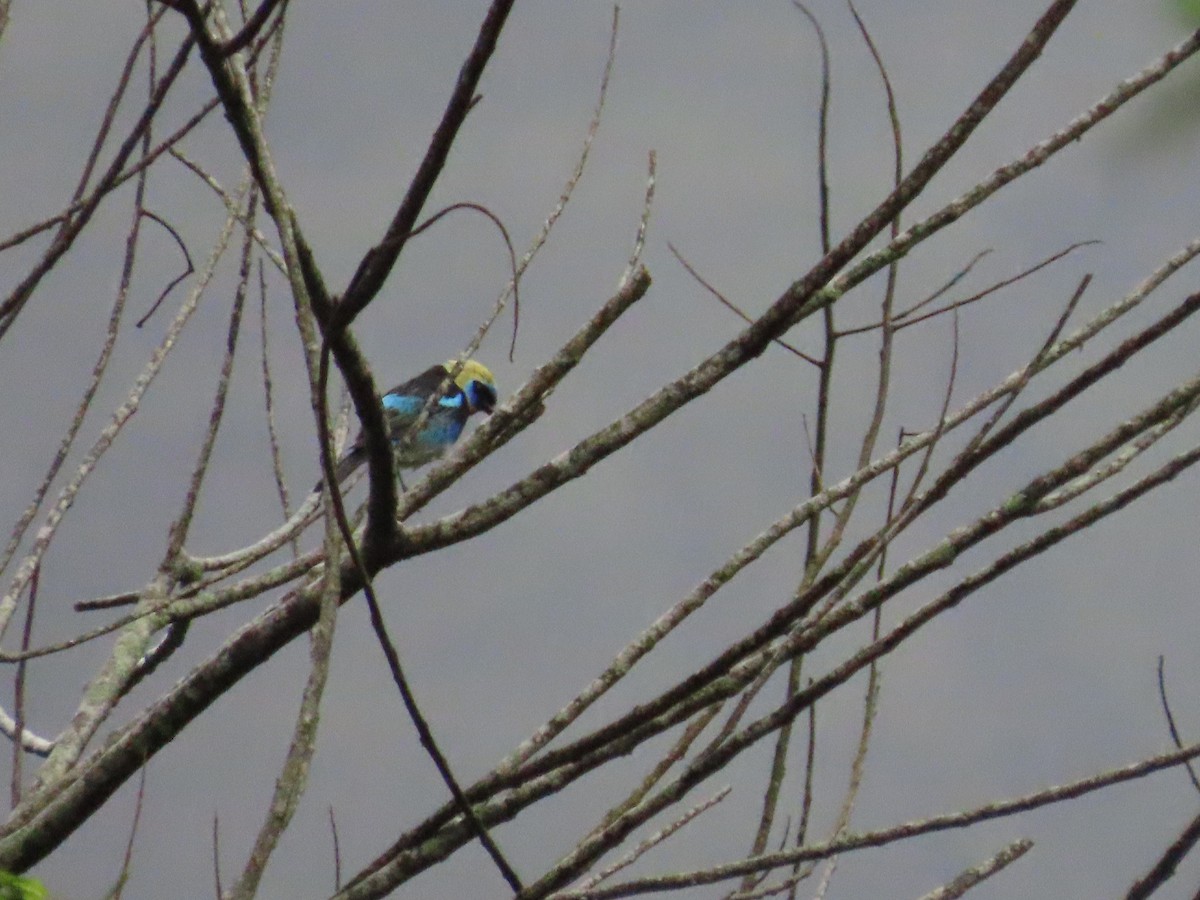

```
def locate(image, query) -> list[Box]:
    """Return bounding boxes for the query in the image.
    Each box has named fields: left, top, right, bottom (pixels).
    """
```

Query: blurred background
left=2, top=2, right=1200, bottom=897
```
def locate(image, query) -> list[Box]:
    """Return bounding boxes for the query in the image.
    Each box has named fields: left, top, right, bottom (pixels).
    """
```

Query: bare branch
left=1124, top=811, right=1200, bottom=900
left=338, top=0, right=517, bottom=323
left=545, top=743, right=1200, bottom=899
left=916, top=838, right=1034, bottom=900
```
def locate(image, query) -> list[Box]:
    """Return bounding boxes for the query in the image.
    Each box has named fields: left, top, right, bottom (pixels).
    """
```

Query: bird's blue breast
left=382, top=393, right=464, bottom=413
left=381, top=390, right=466, bottom=462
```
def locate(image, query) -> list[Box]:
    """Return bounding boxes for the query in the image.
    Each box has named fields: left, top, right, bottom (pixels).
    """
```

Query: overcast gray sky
left=3, top=2, right=1200, bottom=898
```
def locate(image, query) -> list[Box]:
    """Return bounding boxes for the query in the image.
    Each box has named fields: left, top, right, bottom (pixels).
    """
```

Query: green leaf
left=0, top=871, right=49, bottom=900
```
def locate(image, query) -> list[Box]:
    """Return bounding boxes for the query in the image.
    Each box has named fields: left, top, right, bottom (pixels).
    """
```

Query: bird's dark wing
left=332, top=445, right=366, bottom=483
left=385, top=365, right=456, bottom=401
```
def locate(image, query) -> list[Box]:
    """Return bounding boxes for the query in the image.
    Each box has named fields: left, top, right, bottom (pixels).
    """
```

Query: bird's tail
left=334, top=447, right=365, bottom=483
left=313, top=446, right=366, bottom=492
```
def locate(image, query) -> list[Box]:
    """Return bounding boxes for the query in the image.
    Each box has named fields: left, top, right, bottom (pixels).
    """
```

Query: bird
left=328, top=359, right=497, bottom=486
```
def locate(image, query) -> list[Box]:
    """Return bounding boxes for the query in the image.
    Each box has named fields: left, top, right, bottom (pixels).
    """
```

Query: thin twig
left=337, top=0, right=517, bottom=323
left=669, top=243, right=818, bottom=365
left=1156, top=656, right=1200, bottom=793
left=259, top=260, right=297, bottom=556
left=0, top=21, right=197, bottom=340
left=546, top=743, right=1200, bottom=899
left=170, top=147, right=287, bottom=272
left=163, top=187, right=256, bottom=562
left=329, top=805, right=342, bottom=892
left=622, top=147, right=655, bottom=293
left=0, top=94, right=159, bottom=593
left=586, top=704, right=723, bottom=845
left=134, top=209, right=196, bottom=328
left=213, top=813, right=222, bottom=899
left=835, top=241, right=1098, bottom=338
left=9, top=564, right=37, bottom=807
left=574, top=787, right=731, bottom=892
left=916, top=838, right=1034, bottom=900
left=105, top=765, right=148, bottom=900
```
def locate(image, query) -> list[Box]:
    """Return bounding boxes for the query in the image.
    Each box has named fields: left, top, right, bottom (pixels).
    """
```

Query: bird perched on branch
left=328, top=359, right=497, bottom=485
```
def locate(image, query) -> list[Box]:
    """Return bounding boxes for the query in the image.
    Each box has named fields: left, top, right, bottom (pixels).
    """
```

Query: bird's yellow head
left=444, top=359, right=497, bottom=414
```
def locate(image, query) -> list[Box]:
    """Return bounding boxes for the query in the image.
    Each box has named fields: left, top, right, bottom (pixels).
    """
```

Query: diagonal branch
left=337, top=0, right=517, bottom=324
